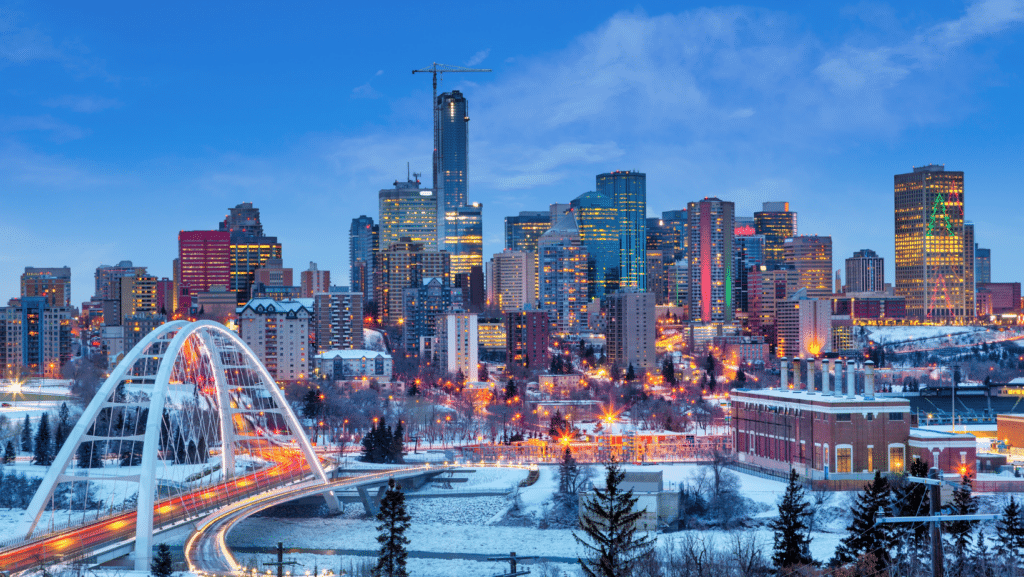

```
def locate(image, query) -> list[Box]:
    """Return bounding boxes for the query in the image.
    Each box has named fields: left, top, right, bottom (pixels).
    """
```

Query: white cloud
left=466, top=49, right=490, bottom=67
left=352, top=83, right=381, bottom=99
left=42, top=95, right=122, bottom=113
left=0, top=115, right=88, bottom=142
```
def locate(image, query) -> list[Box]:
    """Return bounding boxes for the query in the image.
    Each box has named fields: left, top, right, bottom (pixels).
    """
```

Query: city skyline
left=2, top=1, right=1023, bottom=306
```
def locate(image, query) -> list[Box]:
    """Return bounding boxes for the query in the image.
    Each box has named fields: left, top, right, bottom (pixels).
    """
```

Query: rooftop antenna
left=407, top=161, right=410, bottom=182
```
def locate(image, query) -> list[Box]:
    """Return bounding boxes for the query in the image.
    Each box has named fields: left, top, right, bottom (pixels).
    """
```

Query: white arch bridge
left=0, top=320, right=341, bottom=572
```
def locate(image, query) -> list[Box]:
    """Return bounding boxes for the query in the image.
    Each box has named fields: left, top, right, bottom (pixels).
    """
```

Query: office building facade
left=597, top=171, right=646, bottom=291
left=845, top=249, right=885, bottom=293
left=894, top=165, right=969, bottom=321
left=504, top=211, right=551, bottom=253
left=349, top=215, right=378, bottom=297
left=604, top=290, right=656, bottom=371
left=754, top=202, right=797, bottom=268
left=976, top=246, right=991, bottom=285
left=0, top=297, right=72, bottom=377
left=687, top=198, right=735, bottom=323
left=236, top=298, right=312, bottom=382
left=379, top=177, right=438, bottom=251
left=733, top=233, right=765, bottom=314
left=537, top=214, right=589, bottom=333
left=435, top=90, right=469, bottom=246
left=486, top=250, right=535, bottom=313
left=435, top=312, right=479, bottom=382
left=506, top=309, right=550, bottom=369
left=571, top=190, right=618, bottom=299
left=220, top=203, right=282, bottom=304
left=21, top=267, right=71, bottom=307
left=301, top=262, right=331, bottom=297
left=374, top=239, right=450, bottom=327
left=445, top=203, right=483, bottom=275
left=313, top=291, right=364, bottom=353
left=785, top=236, right=833, bottom=299
left=177, top=230, right=230, bottom=316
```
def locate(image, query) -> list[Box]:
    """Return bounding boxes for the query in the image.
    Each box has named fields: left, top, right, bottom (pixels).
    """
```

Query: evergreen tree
left=945, top=474, right=979, bottom=562
left=558, top=445, right=581, bottom=495
left=54, top=402, right=72, bottom=454
left=995, top=496, right=1024, bottom=563
left=174, top=430, right=187, bottom=464
left=21, top=415, right=32, bottom=453
left=77, top=441, right=103, bottom=468
left=187, top=440, right=198, bottom=463
left=361, top=421, right=378, bottom=462
left=736, top=368, right=747, bottom=384
left=33, top=413, right=53, bottom=466
left=661, top=358, right=675, bottom=385
left=389, top=421, right=405, bottom=464
left=890, top=458, right=931, bottom=573
left=574, top=460, right=653, bottom=577
left=197, top=436, right=208, bottom=463
left=373, top=478, right=411, bottom=577
left=479, top=363, right=489, bottom=382
left=504, top=380, right=517, bottom=401
left=3, top=440, right=15, bottom=464
left=625, top=364, right=636, bottom=382
left=831, top=470, right=893, bottom=573
left=302, top=388, right=324, bottom=420
left=705, top=353, right=716, bottom=382
left=769, top=469, right=814, bottom=571
left=151, top=542, right=174, bottom=577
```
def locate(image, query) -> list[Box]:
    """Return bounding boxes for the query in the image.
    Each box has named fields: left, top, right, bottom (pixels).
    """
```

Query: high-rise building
left=313, top=291, right=364, bottom=353
left=597, top=171, right=646, bottom=291
left=445, top=203, right=483, bottom=275
left=253, top=258, right=293, bottom=289
left=435, top=91, right=469, bottom=246
left=0, top=297, right=72, bottom=378
left=776, top=288, right=832, bottom=359
left=784, top=236, right=833, bottom=300
left=645, top=250, right=673, bottom=305
left=118, top=271, right=158, bottom=324
left=350, top=216, right=378, bottom=297
left=21, top=267, right=71, bottom=307
left=374, top=239, right=450, bottom=327
left=236, top=298, right=312, bottom=382
left=505, top=309, right=550, bottom=369
left=379, top=176, right=438, bottom=251
left=537, top=214, right=589, bottom=333
left=487, top=250, right=535, bottom=312
left=504, top=211, right=550, bottom=253
left=754, top=202, right=797, bottom=268
left=646, top=218, right=676, bottom=252
left=402, top=278, right=461, bottom=351
left=733, top=233, right=765, bottom=314
left=660, top=209, right=687, bottom=261
left=454, top=266, right=485, bottom=313
left=604, top=289, right=656, bottom=371
left=964, top=222, right=975, bottom=318
left=435, top=312, right=478, bottom=382
left=687, top=198, right=735, bottom=323
left=571, top=190, right=618, bottom=299
left=301, top=262, right=331, bottom=297
left=845, top=249, right=885, bottom=293
left=894, top=165, right=969, bottom=321
left=95, top=261, right=139, bottom=301
left=220, top=203, right=283, bottom=304
left=748, top=264, right=800, bottom=345
left=976, top=246, right=991, bottom=285
left=177, top=230, right=230, bottom=316
left=155, top=278, right=174, bottom=316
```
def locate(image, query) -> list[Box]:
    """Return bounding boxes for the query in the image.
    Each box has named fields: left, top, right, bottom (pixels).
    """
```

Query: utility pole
left=488, top=551, right=536, bottom=577
left=263, top=542, right=299, bottom=577
left=876, top=468, right=999, bottom=577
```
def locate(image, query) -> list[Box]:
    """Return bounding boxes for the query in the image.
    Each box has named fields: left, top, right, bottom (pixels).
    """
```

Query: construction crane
left=412, top=62, right=491, bottom=229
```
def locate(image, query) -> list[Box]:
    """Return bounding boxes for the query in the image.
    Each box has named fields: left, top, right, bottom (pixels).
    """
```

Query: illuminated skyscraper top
left=596, top=171, right=646, bottom=291
left=379, top=175, right=438, bottom=251
left=754, top=201, right=797, bottom=268
left=435, top=90, right=469, bottom=245
left=894, top=164, right=968, bottom=321
left=687, top=197, right=734, bottom=323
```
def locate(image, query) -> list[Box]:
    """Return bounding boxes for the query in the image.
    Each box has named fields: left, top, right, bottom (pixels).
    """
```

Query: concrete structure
left=312, top=291, right=364, bottom=353
left=402, top=278, right=460, bottom=351
left=177, top=230, right=230, bottom=316
left=0, top=297, right=72, bottom=377
left=118, top=271, right=158, bottom=324
left=894, top=165, right=970, bottom=321
left=378, top=176, right=438, bottom=251
left=604, top=289, right=656, bottom=370
left=754, top=201, right=797, bottom=268
left=597, top=171, right=646, bottom=291
left=506, top=309, right=550, bottom=369
left=785, top=236, right=833, bottom=299
left=477, top=317, right=506, bottom=361
left=580, top=470, right=678, bottom=532
left=486, top=250, right=535, bottom=313
left=435, top=312, right=478, bottom=382
left=776, top=288, right=832, bottom=359
left=976, top=246, right=991, bottom=285
left=711, top=335, right=769, bottom=366
left=21, top=266, right=72, bottom=307
left=977, top=283, right=1021, bottom=315
left=687, top=197, right=735, bottom=323
left=538, top=214, right=589, bottom=333
left=220, top=203, right=283, bottom=305
left=733, top=233, right=765, bottom=314
left=315, top=349, right=392, bottom=381
left=95, top=261, right=140, bottom=301
left=374, top=239, right=450, bottom=327
left=831, top=292, right=907, bottom=321
left=748, top=264, right=799, bottom=346
left=845, top=249, right=884, bottom=293
left=300, top=262, right=330, bottom=297
left=236, top=298, right=313, bottom=381
left=435, top=90, right=469, bottom=247
left=504, top=211, right=550, bottom=253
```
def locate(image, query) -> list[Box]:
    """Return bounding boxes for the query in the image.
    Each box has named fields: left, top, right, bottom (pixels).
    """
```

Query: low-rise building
left=314, top=349, right=393, bottom=381
left=236, top=298, right=312, bottom=382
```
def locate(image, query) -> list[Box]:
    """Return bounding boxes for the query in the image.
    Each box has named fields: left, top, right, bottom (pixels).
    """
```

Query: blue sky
left=1, top=0, right=1022, bottom=307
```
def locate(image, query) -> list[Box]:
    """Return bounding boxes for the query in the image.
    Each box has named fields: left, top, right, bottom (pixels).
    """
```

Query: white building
left=236, top=298, right=312, bottom=382
left=776, top=288, right=832, bottom=359
left=314, top=349, right=393, bottom=381
left=486, top=250, right=535, bottom=312
left=435, top=312, right=478, bottom=382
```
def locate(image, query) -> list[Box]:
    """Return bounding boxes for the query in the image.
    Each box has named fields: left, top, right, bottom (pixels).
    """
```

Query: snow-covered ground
left=865, top=325, right=1024, bottom=348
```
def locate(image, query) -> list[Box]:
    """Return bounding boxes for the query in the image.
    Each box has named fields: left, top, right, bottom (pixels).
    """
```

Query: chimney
left=865, top=360, right=875, bottom=399
left=847, top=359, right=856, bottom=398
left=780, top=358, right=788, bottom=390
left=794, top=358, right=802, bottom=391
left=826, top=359, right=835, bottom=396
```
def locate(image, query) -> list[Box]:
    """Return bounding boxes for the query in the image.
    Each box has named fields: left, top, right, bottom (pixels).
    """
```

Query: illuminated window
left=836, top=446, right=852, bottom=473
left=889, top=444, right=905, bottom=473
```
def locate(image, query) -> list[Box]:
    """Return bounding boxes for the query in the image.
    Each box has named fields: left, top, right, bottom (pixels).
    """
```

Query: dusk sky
left=2, top=1, right=1022, bottom=307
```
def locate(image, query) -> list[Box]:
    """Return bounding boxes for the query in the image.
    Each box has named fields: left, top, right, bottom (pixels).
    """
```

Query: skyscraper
left=976, top=246, right=991, bottom=285
left=605, top=289, right=656, bottom=371
left=964, top=222, right=975, bottom=318
left=537, top=214, right=589, bottom=333
left=486, top=250, right=535, bottom=313
left=687, top=198, right=735, bottom=323
left=504, top=211, right=550, bottom=253
left=374, top=239, right=450, bottom=327
left=784, top=236, right=833, bottom=300
left=660, top=209, right=687, bottom=261
left=220, top=203, right=282, bottom=305
left=754, top=202, right=797, bottom=268
left=349, top=215, right=378, bottom=297
left=597, top=171, right=646, bottom=291
left=378, top=175, right=438, bottom=251
left=445, top=203, right=483, bottom=275
left=733, top=233, right=765, bottom=314
left=176, top=230, right=230, bottom=316
left=570, top=190, right=618, bottom=298
left=301, top=262, right=331, bottom=297
left=894, top=165, right=968, bottom=321
left=21, top=267, right=71, bottom=307
left=435, top=90, right=469, bottom=245
left=845, top=249, right=885, bottom=293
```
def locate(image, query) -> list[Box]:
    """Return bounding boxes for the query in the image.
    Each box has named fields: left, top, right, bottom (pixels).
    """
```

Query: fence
left=458, top=435, right=733, bottom=465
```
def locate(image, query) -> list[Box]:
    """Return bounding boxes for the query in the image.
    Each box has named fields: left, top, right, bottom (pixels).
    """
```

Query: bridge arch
left=24, top=320, right=335, bottom=570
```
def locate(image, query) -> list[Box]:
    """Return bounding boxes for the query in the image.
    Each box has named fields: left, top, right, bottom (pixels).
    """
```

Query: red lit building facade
left=176, top=231, right=230, bottom=316
left=977, top=282, right=1021, bottom=315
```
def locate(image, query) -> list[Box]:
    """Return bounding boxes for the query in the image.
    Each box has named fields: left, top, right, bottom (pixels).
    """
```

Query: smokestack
left=780, top=358, right=788, bottom=390
left=847, top=359, right=856, bottom=398
left=826, top=359, right=835, bottom=396
left=865, top=360, right=875, bottom=399
left=794, top=358, right=802, bottom=391
left=807, top=358, right=816, bottom=394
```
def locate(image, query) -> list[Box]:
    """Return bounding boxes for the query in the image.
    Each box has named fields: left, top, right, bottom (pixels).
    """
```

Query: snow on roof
left=909, top=427, right=975, bottom=439
left=316, top=349, right=391, bottom=360
left=237, top=298, right=312, bottom=314
left=1010, top=377, right=1024, bottom=384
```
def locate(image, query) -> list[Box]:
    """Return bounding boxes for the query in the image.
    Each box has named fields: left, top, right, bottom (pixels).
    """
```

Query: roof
left=909, top=427, right=975, bottom=440
left=316, top=349, right=392, bottom=360
left=539, top=213, right=580, bottom=243
left=237, top=298, right=312, bottom=315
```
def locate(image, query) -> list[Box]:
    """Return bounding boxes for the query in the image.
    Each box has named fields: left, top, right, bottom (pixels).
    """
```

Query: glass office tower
left=596, top=171, right=646, bottom=291
left=436, top=90, right=469, bottom=245
left=445, top=203, right=484, bottom=275
left=571, top=190, right=618, bottom=299
left=754, top=202, right=797, bottom=268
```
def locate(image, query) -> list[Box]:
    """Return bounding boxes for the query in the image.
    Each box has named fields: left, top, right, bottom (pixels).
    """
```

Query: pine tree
left=21, top=415, right=32, bottom=453
left=574, top=460, right=653, bottom=577
left=77, top=441, right=103, bottom=468
left=831, top=470, right=893, bottom=573
left=558, top=445, right=581, bottom=495
left=945, top=474, right=979, bottom=563
left=995, top=496, right=1024, bottom=563
left=361, top=421, right=378, bottom=462
left=661, top=358, right=676, bottom=385
left=769, top=469, right=814, bottom=571
left=373, top=478, right=411, bottom=577
left=3, top=440, right=15, bottom=464
left=151, top=542, right=174, bottom=577
left=54, top=402, right=72, bottom=454
left=33, top=413, right=53, bottom=466
left=174, top=431, right=187, bottom=464
left=625, top=364, right=636, bottom=382
left=389, top=421, right=405, bottom=464
left=197, top=436, right=208, bottom=463
left=890, top=458, right=931, bottom=574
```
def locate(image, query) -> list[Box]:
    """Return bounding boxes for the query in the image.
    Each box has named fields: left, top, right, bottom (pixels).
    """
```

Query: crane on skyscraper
left=412, top=62, right=491, bottom=198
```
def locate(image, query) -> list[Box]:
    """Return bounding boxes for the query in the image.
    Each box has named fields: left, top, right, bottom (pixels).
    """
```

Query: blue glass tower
left=571, top=190, right=618, bottom=299
left=435, top=90, right=469, bottom=245
left=597, top=171, right=646, bottom=291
